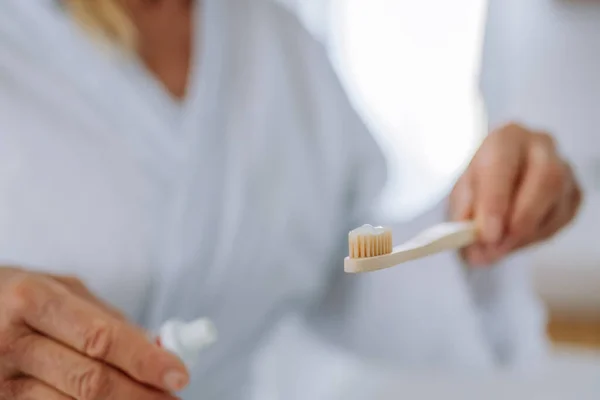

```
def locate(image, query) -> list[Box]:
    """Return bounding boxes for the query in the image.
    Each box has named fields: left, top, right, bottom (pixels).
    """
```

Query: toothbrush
left=344, top=222, right=477, bottom=273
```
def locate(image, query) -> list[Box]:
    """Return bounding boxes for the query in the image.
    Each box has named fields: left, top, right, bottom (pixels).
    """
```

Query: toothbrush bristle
left=348, top=225, right=393, bottom=258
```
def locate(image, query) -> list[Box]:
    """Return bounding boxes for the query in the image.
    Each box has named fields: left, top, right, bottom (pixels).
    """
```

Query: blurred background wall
left=278, top=0, right=600, bottom=345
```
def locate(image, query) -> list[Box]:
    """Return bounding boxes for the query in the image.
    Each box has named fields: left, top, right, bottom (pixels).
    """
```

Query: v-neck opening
left=123, top=0, right=224, bottom=127
left=11, top=0, right=227, bottom=157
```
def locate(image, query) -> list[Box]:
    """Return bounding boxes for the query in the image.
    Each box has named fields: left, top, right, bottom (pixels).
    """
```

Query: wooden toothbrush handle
left=395, top=221, right=477, bottom=253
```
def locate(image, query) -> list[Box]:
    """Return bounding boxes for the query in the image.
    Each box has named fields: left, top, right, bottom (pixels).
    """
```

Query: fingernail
left=482, top=216, right=504, bottom=244
left=164, top=371, right=189, bottom=392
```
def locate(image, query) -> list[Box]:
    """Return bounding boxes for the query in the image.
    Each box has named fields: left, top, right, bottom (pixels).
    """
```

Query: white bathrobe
left=0, top=1, right=546, bottom=399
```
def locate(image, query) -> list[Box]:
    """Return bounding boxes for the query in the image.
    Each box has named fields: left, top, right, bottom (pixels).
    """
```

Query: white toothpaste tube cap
left=159, top=318, right=218, bottom=368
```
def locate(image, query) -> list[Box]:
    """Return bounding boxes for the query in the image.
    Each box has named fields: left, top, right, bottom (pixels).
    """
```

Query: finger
left=564, top=163, right=584, bottom=221
left=463, top=243, right=505, bottom=267
left=530, top=182, right=580, bottom=244
left=508, top=140, right=565, bottom=240
left=12, top=334, right=179, bottom=400
left=473, top=128, right=527, bottom=245
left=508, top=205, right=561, bottom=254
left=508, top=187, right=575, bottom=253
left=463, top=244, right=489, bottom=267
left=3, top=276, right=189, bottom=392
left=45, top=275, right=126, bottom=320
left=0, top=377, right=71, bottom=400
left=533, top=204, right=564, bottom=243
left=450, top=171, right=474, bottom=221
left=504, top=160, right=581, bottom=253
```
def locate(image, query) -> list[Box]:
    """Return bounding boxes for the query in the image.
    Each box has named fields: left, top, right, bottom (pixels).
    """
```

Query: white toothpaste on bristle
left=349, top=224, right=389, bottom=238
left=348, top=224, right=393, bottom=258
left=157, top=318, right=218, bottom=368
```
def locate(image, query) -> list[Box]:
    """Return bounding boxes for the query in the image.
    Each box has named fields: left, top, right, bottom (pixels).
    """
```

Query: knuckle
left=529, top=141, right=552, bottom=165
left=61, top=275, right=86, bottom=290
left=503, top=121, right=524, bottom=132
left=74, top=364, right=113, bottom=400
left=5, top=333, right=36, bottom=368
left=534, top=131, right=557, bottom=147
left=36, top=295, right=64, bottom=324
left=0, top=335, right=15, bottom=362
left=494, top=122, right=526, bottom=139
left=541, top=162, right=566, bottom=192
left=2, top=274, right=39, bottom=317
left=0, top=319, right=28, bottom=363
left=82, top=320, right=114, bottom=360
left=481, top=194, right=509, bottom=215
left=0, top=379, right=36, bottom=399
left=0, top=324, right=16, bottom=361
left=510, top=217, right=535, bottom=238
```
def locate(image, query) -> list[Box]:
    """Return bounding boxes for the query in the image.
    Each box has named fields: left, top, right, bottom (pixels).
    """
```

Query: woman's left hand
left=450, top=123, right=583, bottom=266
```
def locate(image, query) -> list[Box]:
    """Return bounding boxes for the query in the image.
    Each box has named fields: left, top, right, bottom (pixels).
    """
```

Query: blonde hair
left=65, top=0, right=137, bottom=49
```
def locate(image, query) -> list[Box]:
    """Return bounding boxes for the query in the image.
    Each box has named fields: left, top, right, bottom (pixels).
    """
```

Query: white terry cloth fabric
left=0, top=1, right=546, bottom=398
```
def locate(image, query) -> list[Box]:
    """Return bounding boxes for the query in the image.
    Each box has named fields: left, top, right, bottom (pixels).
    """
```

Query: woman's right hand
left=0, top=267, right=188, bottom=399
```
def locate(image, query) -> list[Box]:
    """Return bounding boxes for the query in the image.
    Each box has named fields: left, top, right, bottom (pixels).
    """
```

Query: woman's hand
left=0, top=267, right=187, bottom=399
left=450, top=123, right=582, bottom=266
